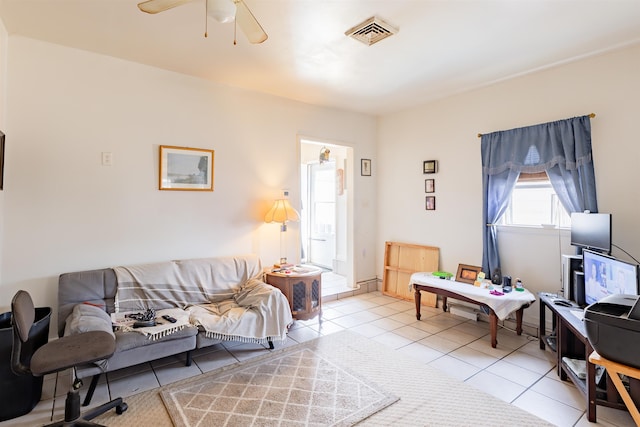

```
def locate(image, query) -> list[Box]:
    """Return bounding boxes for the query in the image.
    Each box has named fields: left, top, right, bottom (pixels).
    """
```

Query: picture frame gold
left=159, top=145, right=214, bottom=191
left=456, top=264, right=483, bottom=284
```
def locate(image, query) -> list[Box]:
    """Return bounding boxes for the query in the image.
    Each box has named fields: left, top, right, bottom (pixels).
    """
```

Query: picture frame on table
left=361, top=159, right=372, bottom=176
left=425, top=196, right=436, bottom=211
left=423, top=160, right=437, bottom=174
left=159, top=145, right=215, bottom=191
left=425, top=179, right=435, bottom=193
left=456, top=264, right=483, bottom=284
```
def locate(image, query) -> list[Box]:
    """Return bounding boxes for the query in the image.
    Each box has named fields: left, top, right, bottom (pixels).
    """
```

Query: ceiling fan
left=137, top=0, right=268, bottom=44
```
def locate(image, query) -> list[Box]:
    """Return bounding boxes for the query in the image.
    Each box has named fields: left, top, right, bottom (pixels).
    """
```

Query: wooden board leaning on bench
left=382, top=241, right=439, bottom=307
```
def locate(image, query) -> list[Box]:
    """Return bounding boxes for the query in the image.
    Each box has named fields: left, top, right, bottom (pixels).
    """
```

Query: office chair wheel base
left=116, top=403, right=128, bottom=415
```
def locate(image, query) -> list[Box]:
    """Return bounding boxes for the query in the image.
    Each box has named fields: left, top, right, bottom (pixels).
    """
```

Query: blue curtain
left=481, top=115, right=598, bottom=275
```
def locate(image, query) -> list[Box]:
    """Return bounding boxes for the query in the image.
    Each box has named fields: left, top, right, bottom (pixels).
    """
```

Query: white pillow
left=64, top=303, right=115, bottom=338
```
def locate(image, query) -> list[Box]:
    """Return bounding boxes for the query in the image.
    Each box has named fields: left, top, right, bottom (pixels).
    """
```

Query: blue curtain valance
left=482, top=115, right=593, bottom=176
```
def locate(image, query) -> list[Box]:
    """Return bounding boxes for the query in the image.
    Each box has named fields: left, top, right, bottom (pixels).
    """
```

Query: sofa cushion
left=64, top=303, right=115, bottom=338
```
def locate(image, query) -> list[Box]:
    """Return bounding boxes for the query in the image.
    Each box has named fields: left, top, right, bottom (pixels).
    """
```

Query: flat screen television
left=570, top=212, right=611, bottom=254
left=583, top=249, right=639, bottom=305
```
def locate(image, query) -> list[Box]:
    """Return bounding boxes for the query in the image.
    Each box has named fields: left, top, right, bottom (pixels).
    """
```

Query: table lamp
left=265, top=199, right=300, bottom=267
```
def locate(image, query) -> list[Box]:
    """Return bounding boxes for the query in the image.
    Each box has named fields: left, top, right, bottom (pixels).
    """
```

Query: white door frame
left=298, top=136, right=354, bottom=288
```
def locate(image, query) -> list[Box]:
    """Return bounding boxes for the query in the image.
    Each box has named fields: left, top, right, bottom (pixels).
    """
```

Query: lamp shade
left=265, top=199, right=300, bottom=224
left=207, top=0, right=236, bottom=23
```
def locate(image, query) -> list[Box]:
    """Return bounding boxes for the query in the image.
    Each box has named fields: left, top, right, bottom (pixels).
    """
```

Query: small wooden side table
left=265, top=267, right=322, bottom=323
left=589, top=351, right=640, bottom=425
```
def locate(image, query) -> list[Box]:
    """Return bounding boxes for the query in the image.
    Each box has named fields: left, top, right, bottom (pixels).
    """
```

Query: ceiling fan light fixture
left=207, top=0, right=236, bottom=23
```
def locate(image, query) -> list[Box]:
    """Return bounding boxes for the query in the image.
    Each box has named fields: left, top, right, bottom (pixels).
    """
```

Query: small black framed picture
left=425, top=179, right=434, bottom=193
left=426, top=196, right=436, bottom=210
left=423, top=160, right=437, bottom=174
left=361, top=159, right=371, bottom=176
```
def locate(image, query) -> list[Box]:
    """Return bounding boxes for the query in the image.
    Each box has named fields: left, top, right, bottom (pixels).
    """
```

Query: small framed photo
left=425, top=179, right=435, bottom=193
left=361, top=159, right=371, bottom=176
left=425, top=196, right=436, bottom=211
left=456, top=264, right=483, bottom=284
left=423, top=160, right=438, bottom=174
left=159, top=145, right=215, bottom=191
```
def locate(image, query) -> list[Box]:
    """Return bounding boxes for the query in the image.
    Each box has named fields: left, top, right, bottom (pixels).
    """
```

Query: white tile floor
left=2, top=290, right=636, bottom=427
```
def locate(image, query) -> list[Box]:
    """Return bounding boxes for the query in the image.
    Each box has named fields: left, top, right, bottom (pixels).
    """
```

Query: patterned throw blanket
left=113, top=256, right=292, bottom=344
left=111, top=307, right=192, bottom=341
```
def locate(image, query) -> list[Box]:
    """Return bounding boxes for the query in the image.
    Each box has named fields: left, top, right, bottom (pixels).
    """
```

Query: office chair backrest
left=11, top=290, right=36, bottom=376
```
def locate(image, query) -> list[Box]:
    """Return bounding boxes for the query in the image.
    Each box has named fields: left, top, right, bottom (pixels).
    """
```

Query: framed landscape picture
left=159, top=145, right=214, bottom=191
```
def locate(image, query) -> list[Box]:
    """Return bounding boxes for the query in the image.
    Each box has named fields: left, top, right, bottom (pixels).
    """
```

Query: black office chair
left=11, top=290, right=127, bottom=426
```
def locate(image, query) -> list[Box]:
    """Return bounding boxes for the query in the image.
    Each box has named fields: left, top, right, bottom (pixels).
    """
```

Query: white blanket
left=187, top=278, right=292, bottom=343
left=410, top=272, right=536, bottom=320
left=113, top=255, right=292, bottom=343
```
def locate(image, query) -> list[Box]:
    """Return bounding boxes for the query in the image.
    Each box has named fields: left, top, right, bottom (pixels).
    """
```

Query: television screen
left=570, top=212, right=611, bottom=254
left=583, top=249, right=639, bottom=305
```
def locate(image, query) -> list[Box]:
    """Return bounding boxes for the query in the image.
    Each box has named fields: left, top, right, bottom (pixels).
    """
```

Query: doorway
left=299, top=138, right=354, bottom=293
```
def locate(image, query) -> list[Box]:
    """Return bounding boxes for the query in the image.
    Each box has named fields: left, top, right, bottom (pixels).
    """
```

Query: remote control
left=162, top=314, right=177, bottom=323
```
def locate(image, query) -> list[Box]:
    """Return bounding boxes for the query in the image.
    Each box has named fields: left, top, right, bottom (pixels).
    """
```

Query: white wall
left=377, top=43, right=640, bottom=328
left=0, top=36, right=378, bottom=321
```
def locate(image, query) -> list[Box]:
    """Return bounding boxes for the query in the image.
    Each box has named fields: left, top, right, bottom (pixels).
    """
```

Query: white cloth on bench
left=410, top=272, right=536, bottom=320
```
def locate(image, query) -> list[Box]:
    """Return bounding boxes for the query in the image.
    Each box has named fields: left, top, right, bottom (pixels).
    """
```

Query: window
left=499, top=172, right=571, bottom=227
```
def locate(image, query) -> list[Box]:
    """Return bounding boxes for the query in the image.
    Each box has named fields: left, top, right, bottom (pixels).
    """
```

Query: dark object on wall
left=0, top=131, right=4, bottom=190
left=0, top=307, right=51, bottom=421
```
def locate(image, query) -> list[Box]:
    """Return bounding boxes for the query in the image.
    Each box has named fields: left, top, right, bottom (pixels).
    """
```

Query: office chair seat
left=30, top=330, right=115, bottom=377
left=11, top=290, right=127, bottom=426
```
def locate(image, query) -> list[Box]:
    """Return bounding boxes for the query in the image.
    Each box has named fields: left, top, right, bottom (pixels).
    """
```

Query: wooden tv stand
left=538, top=293, right=633, bottom=422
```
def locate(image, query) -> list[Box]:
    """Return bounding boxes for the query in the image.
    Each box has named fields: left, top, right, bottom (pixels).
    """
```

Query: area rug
left=160, top=345, right=398, bottom=426
left=94, top=330, right=553, bottom=426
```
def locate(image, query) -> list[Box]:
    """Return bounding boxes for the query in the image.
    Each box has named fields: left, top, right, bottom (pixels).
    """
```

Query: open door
left=299, top=138, right=354, bottom=290
left=307, top=160, right=336, bottom=269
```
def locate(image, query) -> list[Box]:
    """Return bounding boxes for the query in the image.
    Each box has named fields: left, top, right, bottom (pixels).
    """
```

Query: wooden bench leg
left=489, top=311, right=498, bottom=348
left=516, top=307, right=524, bottom=335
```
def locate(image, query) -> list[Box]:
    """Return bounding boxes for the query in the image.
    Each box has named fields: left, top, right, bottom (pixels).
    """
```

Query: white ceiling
left=1, top=0, right=640, bottom=116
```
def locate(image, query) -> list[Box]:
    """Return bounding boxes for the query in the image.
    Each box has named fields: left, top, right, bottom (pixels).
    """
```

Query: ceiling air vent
left=345, top=16, right=398, bottom=46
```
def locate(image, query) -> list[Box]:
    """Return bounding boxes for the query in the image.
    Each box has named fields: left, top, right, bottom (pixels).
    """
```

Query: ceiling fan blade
left=138, top=0, right=193, bottom=14
left=234, top=0, right=268, bottom=44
